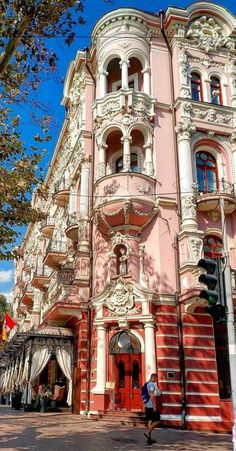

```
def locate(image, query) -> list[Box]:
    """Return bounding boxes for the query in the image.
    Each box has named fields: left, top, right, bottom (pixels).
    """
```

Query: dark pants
left=145, top=407, right=161, bottom=422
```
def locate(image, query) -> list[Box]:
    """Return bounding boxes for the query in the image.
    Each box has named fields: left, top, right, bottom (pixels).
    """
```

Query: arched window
left=203, top=235, right=223, bottom=259
left=210, top=76, right=222, bottom=105
left=196, top=151, right=218, bottom=193
left=191, top=72, right=203, bottom=101
left=116, top=156, right=123, bottom=173
left=115, top=153, right=139, bottom=173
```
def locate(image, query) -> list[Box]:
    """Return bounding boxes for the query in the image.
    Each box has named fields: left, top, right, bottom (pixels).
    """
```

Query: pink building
left=1, top=1, right=236, bottom=432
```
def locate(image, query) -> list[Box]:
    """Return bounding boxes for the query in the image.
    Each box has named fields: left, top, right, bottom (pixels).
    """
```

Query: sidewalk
left=0, top=405, right=232, bottom=451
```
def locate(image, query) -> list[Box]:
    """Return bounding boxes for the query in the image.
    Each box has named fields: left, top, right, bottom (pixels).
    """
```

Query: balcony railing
left=43, top=240, right=67, bottom=268
left=93, top=89, right=155, bottom=121
left=197, top=179, right=236, bottom=214
left=40, top=217, right=55, bottom=238
left=53, top=179, right=70, bottom=206
left=65, top=213, right=79, bottom=241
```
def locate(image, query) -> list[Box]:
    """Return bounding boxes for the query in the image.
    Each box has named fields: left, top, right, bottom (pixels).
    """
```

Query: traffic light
left=198, top=258, right=226, bottom=322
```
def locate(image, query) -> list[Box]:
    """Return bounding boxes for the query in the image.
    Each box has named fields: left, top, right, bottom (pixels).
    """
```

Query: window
left=130, top=153, right=139, bottom=172
left=196, top=151, right=218, bottom=193
left=116, top=156, right=123, bottom=173
left=112, top=74, right=138, bottom=92
left=115, top=153, right=139, bottom=173
left=203, top=236, right=222, bottom=259
left=210, top=76, right=222, bottom=105
left=191, top=72, right=202, bottom=101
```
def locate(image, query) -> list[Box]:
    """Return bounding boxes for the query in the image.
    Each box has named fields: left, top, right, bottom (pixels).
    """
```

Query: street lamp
left=220, top=196, right=236, bottom=450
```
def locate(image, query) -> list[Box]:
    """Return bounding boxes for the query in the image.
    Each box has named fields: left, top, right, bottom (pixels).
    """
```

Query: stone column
left=230, top=131, right=236, bottom=185
left=80, top=160, right=90, bottom=218
left=99, top=69, right=108, bottom=97
left=175, top=119, right=197, bottom=231
left=92, top=324, right=107, bottom=393
left=98, top=144, right=107, bottom=178
left=121, top=136, right=132, bottom=171
left=144, top=321, right=156, bottom=379
left=142, top=67, right=151, bottom=95
left=227, top=57, right=236, bottom=108
left=69, top=184, right=77, bottom=215
left=144, top=143, right=154, bottom=176
left=120, top=59, right=130, bottom=89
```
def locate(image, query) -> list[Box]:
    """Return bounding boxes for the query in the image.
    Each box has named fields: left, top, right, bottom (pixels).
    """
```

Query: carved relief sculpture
left=106, top=277, right=135, bottom=316
left=186, top=16, right=227, bottom=52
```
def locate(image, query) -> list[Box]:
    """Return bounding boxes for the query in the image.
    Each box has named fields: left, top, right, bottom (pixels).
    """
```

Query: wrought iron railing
left=41, top=217, right=56, bottom=228
left=54, top=178, right=70, bottom=193
left=46, top=240, right=67, bottom=254
left=197, top=178, right=235, bottom=196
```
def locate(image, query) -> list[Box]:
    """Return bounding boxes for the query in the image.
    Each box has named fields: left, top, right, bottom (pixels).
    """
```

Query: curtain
left=16, top=356, right=23, bottom=386
left=19, top=350, right=29, bottom=391
left=27, top=346, right=51, bottom=404
left=56, top=347, right=73, bottom=406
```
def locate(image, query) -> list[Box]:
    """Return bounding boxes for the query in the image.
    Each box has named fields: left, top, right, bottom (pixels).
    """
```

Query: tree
left=0, top=294, right=13, bottom=324
left=0, top=0, right=86, bottom=259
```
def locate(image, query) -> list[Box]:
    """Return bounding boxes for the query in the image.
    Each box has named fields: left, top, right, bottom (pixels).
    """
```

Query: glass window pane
left=197, top=168, right=205, bottom=191
left=207, top=170, right=217, bottom=192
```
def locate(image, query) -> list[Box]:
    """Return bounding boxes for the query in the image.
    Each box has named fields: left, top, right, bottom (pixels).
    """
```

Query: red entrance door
left=114, top=354, right=142, bottom=410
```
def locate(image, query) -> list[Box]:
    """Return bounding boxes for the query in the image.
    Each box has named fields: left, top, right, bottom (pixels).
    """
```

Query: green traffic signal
left=198, top=257, right=226, bottom=322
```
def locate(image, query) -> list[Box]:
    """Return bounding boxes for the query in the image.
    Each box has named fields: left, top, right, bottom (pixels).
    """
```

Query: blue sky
left=1, top=0, right=236, bottom=303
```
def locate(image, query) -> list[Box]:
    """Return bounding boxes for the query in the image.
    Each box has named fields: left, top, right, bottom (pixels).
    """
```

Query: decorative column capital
left=141, top=66, right=151, bottom=75
left=99, top=68, right=108, bottom=76
left=98, top=143, right=108, bottom=151
left=230, top=131, right=236, bottom=151
left=175, top=119, right=196, bottom=141
left=143, top=320, right=155, bottom=329
left=119, top=58, right=130, bottom=68
left=121, top=135, right=132, bottom=144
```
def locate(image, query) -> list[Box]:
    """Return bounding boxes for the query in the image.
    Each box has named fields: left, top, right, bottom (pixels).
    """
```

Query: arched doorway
left=109, top=331, right=142, bottom=410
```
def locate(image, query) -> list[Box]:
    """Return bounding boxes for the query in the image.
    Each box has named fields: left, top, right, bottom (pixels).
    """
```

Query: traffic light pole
left=220, top=197, right=236, bottom=449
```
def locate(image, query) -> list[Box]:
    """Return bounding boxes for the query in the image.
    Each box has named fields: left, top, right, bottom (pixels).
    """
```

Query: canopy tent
left=0, top=326, right=74, bottom=406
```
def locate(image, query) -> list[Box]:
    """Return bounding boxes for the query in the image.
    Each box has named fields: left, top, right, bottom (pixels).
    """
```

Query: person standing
left=143, top=373, right=161, bottom=445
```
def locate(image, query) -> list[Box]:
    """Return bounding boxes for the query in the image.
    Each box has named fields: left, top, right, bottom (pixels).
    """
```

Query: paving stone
left=0, top=406, right=232, bottom=451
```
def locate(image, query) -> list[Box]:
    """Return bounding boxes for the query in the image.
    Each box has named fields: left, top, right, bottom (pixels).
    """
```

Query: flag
left=1, top=313, right=16, bottom=341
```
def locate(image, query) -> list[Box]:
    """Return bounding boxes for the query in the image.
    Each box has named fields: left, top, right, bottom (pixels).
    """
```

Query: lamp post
left=220, top=197, right=236, bottom=450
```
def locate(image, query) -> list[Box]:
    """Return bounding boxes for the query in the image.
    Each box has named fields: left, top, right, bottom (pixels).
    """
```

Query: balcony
left=197, top=179, right=236, bottom=215
left=93, top=172, right=157, bottom=234
left=53, top=179, right=70, bottom=206
left=93, top=89, right=155, bottom=122
left=43, top=268, right=81, bottom=321
left=20, top=284, right=33, bottom=307
left=43, top=240, right=67, bottom=268
left=40, top=217, right=55, bottom=238
left=15, top=276, right=25, bottom=289
left=65, top=213, right=79, bottom=241
left=31, top=266, right=51, bottom=291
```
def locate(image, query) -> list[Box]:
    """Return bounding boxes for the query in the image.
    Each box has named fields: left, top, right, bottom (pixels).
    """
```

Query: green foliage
left=0, top=294, right=13, bottom=324
left=0, top=1, right=85, bottom=259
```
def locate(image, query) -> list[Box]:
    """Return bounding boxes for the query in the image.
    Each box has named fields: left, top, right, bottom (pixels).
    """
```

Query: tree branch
left=0, top=10, right=35, bottom=76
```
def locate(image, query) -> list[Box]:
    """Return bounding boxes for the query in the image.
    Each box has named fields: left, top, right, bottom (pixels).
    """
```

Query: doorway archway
left=109, top=331, right=142, bottom=410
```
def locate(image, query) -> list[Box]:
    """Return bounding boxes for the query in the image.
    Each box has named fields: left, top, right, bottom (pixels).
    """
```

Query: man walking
left=142, top=373, right=161, bottom=445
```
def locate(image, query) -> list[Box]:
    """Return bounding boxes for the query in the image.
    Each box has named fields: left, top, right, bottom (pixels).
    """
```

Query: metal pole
left=220, top=197, right=236, bottom=450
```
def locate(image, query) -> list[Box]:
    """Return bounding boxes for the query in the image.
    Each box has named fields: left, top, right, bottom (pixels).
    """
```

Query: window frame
left=196, top=151, right=219, bottom=193
left=191, top=72, right=203, bottom=101
left=210, top=76, right=223, bottom=105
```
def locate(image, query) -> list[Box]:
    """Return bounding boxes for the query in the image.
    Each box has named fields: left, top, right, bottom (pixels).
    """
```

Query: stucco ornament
left=182, top=195, right=197, bottom=220
left=186, top=16, right=227, bottom=52
left=189, top=237, right=202, bottom=259
left=106, top=277, right=135, bottom=316
left=175, top=119, right=196, bottom=140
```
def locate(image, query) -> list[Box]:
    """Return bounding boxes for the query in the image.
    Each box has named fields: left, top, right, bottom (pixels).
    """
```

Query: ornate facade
left=2, top=1, right=236, bottom=432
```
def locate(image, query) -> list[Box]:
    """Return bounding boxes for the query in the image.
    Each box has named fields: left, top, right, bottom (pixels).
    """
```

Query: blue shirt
left=144, top=381, right=161, bottom=408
